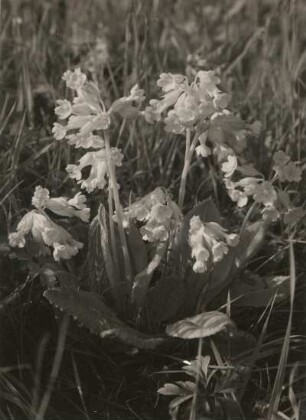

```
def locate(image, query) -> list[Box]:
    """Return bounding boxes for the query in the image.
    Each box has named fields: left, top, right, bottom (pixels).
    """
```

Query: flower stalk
left=104, top=131, right=133, bottom=291
left=178, top=128, right=191, bottom=209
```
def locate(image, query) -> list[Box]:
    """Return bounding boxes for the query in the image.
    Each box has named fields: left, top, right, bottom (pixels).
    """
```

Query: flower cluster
left=32, top=186, right=90, bottom=222
left=52, top=71, right=110, bottom=146
left=66, top=148, right=123, bottom=193
left=9, top=211, right=84, bottom=261
left=52, top=68, right=145, bottom=192
left=144, top=71, right=229, bottom=133
left=224, top=149, right=303, bottom=222
left=273, top=151, right=302, bottom=183
left=53, top=68, right=145, bottom=147
left=110, top=84, right=145, bottom=119
left=189, top=216, right=238, bottom=273
left=9, top=187, right=89, bottom=261
left=145, top=71, right=258, bottom=197
left=225, top=177, right=277, bottom=208
left=119, top=187, right=182, bottom=243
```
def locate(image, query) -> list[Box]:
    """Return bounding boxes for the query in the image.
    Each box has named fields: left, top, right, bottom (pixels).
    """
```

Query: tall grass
left=1, top=1, right=305, bottom=418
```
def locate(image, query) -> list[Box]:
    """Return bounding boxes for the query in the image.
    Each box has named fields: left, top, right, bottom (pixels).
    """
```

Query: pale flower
left=212, top=241, right=228, bottom=262
left=120, top=187, right=168, bottom=226
left=273, top=150, right=290, bottom=166
left=139, top=203, right=175, bottom=242
left=164, top=110, right=185, bottom=134
left=9, top=231, right=26, bottom=248
left=52, top=123, right=67, bottom=140
left=143, top=100, right=162, bottom=124
left=196, top=70, right=220, bottom=97
left=195, top=132, right=211, bottom=157
left=213, top=92, right=230, bottom=109
left=227, top=187, right=248, bottom=208
left=261, top=205, right=279, bottom=222
left=62, top=68, right=87, bottom=90
left=55, top=100, right=72, bottom=120
left=66, top=148, right=123, bottom=193
left=9, top=211, right=36, bottom=248
left=32, top=186, right=50, bottom=209
left=40, top=222, right=83, bottom=261
left=208, top=110, right=247, bottom=153
left=9, top=211, right=35, bottom=248
left=150, top=203, right=173, bottom=223
left=32, top=186, right=90, bottom=222
left=157, top=73, right=187, bottom=92
left=221, top=154, right=238, bottom=178
left=281, top=162, right=302, bottom=183
left=148, top=70, right=231, bottom=134
left=66, top=134, right=105, bottom=149
left=193, top=261, right=207, bottom=273
left=225, top=177, right=258, bottom=207
left=120, top=188, right=182, bottom=243
left=253, top=181, right=277, bottom=206
left=54, top=71, right=112, bottom=145
left=174, top=90, right=199, bottom=126
left=9, top=211, right=83, bottom=261
left=273, top=151, right=302, bottom=183
left=189, top=216, right=238, bottom=273
left=111, top=84, right=145, bottom=119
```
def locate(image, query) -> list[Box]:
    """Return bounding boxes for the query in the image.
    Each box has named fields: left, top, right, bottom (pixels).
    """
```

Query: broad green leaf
left=44, top=288, right=164, bottom=349
left=166, top=310, right=235, bottom=339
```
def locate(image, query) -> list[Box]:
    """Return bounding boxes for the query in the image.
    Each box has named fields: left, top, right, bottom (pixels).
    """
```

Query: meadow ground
left=1, top=1, right=306, bottom=419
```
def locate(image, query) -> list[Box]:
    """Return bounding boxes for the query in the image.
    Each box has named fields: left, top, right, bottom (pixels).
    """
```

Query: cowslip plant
left=8, top=67, right=304, bottom=358
left=9, top=186, right=89, bottom=261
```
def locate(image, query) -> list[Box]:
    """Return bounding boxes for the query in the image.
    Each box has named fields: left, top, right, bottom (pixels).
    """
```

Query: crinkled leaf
left=166, top=310, right=235, bottom=339
left=44, top=288, right=163, bottom=349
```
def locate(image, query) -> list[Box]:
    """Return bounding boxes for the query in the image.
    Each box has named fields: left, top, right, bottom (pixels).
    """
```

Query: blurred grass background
left=1, top=0, right=306, bottom=418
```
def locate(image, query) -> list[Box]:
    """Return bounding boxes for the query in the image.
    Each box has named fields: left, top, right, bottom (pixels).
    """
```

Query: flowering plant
left=8, top=67, right=304, bottom=350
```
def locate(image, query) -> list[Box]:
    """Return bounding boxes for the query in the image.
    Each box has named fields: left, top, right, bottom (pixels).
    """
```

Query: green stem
left=104, top=131, right=132, bottom=290
left=178, top=128, right=191, bottom=209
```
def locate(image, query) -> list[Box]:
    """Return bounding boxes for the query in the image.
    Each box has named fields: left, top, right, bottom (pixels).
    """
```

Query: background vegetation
left=1, top=0, right=306, bottom=418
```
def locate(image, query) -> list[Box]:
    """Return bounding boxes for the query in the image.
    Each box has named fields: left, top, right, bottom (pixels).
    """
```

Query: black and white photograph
left=1, top=1, right=306, bottom=418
